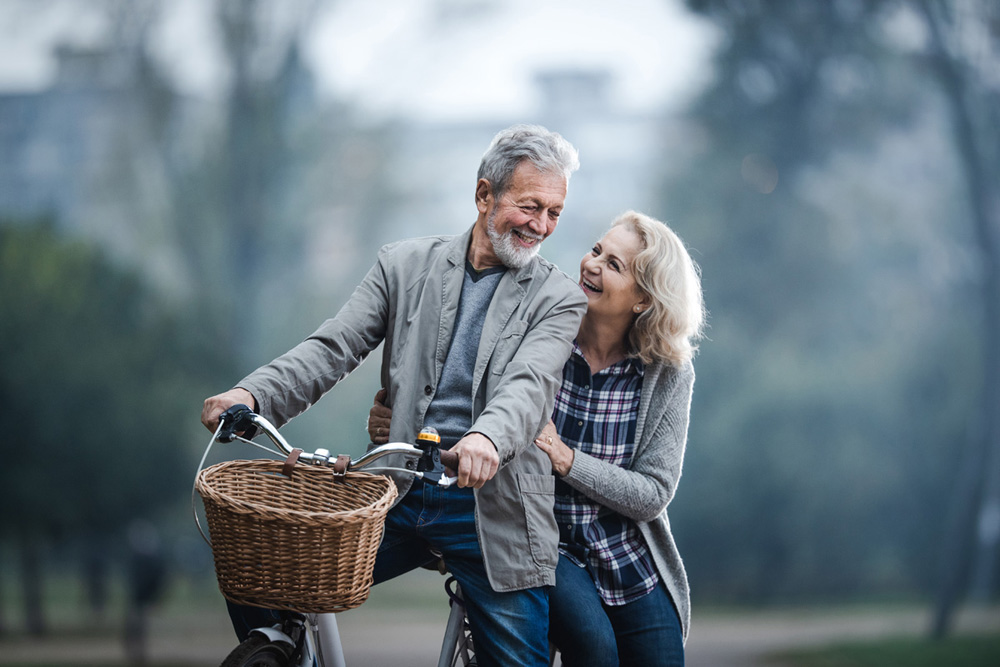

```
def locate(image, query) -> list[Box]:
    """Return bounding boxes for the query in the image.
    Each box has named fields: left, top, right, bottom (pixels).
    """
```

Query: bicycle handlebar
left=193, top=404, right=461, bottom=548
left=217, top=404, right=459, bottom=481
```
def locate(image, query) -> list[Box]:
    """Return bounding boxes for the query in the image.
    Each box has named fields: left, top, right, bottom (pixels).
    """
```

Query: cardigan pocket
left=517, top=472, right=558, bottom=569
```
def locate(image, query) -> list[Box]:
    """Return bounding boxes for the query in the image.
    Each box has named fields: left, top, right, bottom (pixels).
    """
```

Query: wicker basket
left=195, top=459, right=398, bottom=614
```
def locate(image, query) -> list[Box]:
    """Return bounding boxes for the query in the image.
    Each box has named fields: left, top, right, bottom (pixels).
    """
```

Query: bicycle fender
left=248, top=626, right=295, bottom=648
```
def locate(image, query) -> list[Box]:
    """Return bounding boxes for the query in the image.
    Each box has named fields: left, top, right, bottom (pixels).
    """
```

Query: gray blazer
left=239, top=227, right=588, bottom=592
left=561, top=360, right=695, bottom=641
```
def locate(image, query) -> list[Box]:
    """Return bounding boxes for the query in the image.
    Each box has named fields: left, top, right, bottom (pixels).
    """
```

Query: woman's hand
left=534, top=420, right=575, bottom=477
left=367, top=388, right=392, bottom=444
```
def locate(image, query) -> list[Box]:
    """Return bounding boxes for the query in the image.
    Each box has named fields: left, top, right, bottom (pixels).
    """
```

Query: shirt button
left=578, top=420, right=584, bottom=427
left=424, top=385, right=433, bottom=395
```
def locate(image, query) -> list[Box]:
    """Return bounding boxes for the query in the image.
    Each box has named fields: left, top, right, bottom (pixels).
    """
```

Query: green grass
left=771, top=633, right=1000, bottom=667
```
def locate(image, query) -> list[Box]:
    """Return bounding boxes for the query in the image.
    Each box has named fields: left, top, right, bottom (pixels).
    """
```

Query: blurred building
left=0, top=45, right=120, bottom=226
left=0, top=40, right=199, bottom=295
left=0, top=39, right=316, bottom=293
left=372, top=67, right=684, bottom=272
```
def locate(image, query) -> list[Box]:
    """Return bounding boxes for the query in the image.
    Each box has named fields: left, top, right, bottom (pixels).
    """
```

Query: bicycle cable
left=191, top=422, right=225, bottom=545
left=191, top=424, right=285, bottom=545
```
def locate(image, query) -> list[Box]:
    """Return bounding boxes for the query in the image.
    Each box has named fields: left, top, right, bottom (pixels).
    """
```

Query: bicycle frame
left=247, top=612, right=346, bottom=667
left=241, top=591, right=471, bottom=667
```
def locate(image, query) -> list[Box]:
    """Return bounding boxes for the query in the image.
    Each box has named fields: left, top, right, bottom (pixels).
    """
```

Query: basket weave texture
left=196, top=459, right=398, bottom=614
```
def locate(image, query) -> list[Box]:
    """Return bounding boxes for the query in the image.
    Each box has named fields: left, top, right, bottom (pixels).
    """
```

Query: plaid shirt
left=552, top=344, right=660, bottom=605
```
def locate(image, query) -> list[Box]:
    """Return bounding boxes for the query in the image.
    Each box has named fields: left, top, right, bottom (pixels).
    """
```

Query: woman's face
left=579, top=225, right=648, bottom=324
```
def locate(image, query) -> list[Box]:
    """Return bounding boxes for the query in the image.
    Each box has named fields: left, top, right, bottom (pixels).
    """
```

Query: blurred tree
left=0, top=220, right=230, bottom=634
left=912, top=0, right=1000, bottom=637
left=163, top=0, right=400, bottom=450
left=669, top=0, right=996, bottom=620
left=46, top=0, right=401, bottom=454
left=14, top=0, right=396, bottom=365
left=189, top=0, right=323, bottom=361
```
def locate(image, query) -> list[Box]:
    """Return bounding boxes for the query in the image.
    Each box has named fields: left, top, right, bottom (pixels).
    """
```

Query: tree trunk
left=0, top=550, right=6, bottom=635
left=83, top=536, right=110, bottom=621
left=922, top=0, right=1000, bottom=638
left=20, top=533, right=46, bottom=636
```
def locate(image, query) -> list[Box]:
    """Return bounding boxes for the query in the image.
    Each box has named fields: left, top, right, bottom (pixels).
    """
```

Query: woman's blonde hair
left=614, top=210, right=706, bottom=366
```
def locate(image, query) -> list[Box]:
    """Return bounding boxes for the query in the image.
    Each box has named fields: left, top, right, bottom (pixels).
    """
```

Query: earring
left=634, top=306, right=642, bottom=313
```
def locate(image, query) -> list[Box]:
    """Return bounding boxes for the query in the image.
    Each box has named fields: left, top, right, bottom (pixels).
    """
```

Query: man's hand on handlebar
left=368, top=389, right=498, bottom=489
left=451, top=432, right=499, bottom=489
left=201, top=388, right=258, bottom=432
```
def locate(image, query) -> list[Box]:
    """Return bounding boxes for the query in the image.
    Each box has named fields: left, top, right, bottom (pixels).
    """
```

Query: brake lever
left=217, top=403, right=259, bottom=442
left=416, top=445, right=458, bottom=487
left=435, top=475, right=459, bottom=488
left=422, top=470, right=459, bottom=487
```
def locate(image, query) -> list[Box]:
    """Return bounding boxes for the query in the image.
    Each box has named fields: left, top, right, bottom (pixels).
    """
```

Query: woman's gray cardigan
left=561, top=359, right=695, bottom=642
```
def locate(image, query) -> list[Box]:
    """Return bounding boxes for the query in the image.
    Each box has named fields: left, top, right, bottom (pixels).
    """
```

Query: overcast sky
left=0, top=0, right=718, bottom=122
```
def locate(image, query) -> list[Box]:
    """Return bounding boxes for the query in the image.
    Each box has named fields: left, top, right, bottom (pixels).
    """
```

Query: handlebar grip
left=438, top=449, right=459, bottom=469
left=217, top=403, right=258, bottom=442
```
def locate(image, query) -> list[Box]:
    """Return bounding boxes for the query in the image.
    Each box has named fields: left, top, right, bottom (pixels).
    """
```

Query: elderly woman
left=370, top=210, right=705, bottom=667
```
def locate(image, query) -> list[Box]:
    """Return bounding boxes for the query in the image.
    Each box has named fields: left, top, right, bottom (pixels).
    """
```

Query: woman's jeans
left=549, top=553, right=684, bottom=667
left=226, top=478, right=551, bottom=667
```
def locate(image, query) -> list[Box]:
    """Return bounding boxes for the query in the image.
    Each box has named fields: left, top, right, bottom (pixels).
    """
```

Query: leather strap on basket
left=333, top=454, right=351, bottom=481
left=281, top=448, right=303, bottom=478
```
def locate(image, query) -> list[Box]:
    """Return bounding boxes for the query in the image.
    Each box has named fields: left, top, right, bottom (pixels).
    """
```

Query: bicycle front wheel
left=220, top=635, right=293, bottom=667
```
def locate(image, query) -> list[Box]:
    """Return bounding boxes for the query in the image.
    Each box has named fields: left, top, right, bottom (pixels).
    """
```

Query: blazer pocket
left=517, top=472, right=558, bottom=569
left=490, top=320, right=529, bottom=375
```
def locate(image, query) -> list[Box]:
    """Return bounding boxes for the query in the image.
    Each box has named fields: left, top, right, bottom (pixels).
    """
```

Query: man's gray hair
left=477, top=124, right=580, bottom=198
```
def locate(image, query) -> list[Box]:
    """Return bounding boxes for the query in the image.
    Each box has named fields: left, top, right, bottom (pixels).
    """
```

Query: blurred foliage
left=0, top=220, right=234, bottom=539
left=668, top=0, right=996, bottom=604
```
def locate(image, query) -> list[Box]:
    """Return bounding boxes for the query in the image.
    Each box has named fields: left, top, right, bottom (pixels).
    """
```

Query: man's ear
left=475, top=178, right=492, bottom=214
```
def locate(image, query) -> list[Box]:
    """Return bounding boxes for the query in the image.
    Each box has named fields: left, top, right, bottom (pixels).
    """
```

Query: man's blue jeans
left=549, top=553, right=684, bottom=667
left=374, top=478, right=551, bottom=667
left=226, top=479, right=551, bottom=667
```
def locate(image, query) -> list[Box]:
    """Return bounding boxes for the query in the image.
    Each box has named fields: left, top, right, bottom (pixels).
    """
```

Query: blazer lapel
left=434, top=230, right=473, bottom=375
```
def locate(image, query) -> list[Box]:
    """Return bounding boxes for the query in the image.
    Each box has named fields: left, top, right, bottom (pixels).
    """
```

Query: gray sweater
left=423, top=263, right=505, bottom=448
left=562, top=360, right=695, bottom=641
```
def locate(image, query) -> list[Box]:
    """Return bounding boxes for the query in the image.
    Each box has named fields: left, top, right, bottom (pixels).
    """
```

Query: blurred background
left=1, top=0, right=999, bottom=664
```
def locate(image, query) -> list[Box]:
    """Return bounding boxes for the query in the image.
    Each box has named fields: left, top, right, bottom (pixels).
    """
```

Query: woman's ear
left=633, top=298, right=651, bottom=314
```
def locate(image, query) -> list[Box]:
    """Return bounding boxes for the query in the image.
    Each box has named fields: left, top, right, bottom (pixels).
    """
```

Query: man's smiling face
left=477, top=161, right=568, bottom=269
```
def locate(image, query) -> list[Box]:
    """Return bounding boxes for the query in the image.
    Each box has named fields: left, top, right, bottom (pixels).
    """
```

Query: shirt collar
left=570, top=341, right=645, bottom=377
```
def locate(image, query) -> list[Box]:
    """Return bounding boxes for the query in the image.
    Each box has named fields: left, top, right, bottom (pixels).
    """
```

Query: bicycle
left=194, top=404, right=477, bottom=667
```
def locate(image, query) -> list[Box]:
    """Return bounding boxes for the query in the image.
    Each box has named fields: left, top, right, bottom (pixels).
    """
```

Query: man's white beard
left=487, top=209, right=541, bottom=269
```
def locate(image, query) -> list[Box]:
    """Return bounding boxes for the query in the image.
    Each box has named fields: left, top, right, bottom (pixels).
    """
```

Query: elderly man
left=202, top=124, right=587, bottom=666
